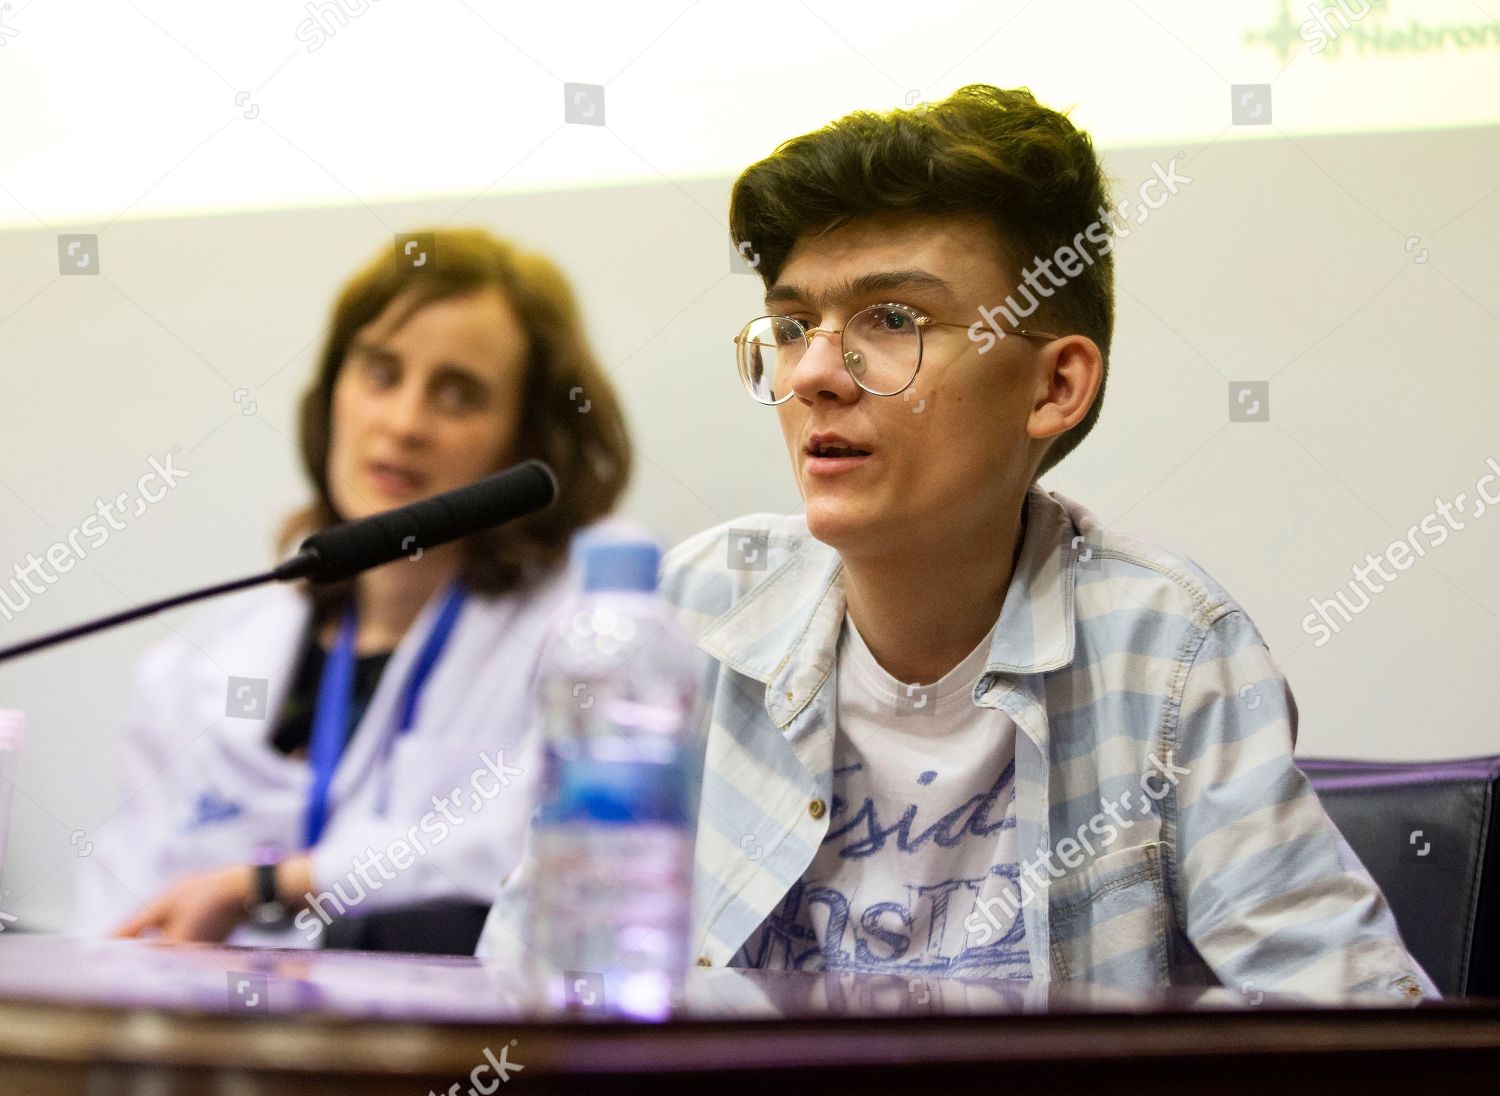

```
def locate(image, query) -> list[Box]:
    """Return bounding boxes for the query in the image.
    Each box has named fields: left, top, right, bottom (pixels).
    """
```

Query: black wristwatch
left=246, top=858, right=291, bottom=928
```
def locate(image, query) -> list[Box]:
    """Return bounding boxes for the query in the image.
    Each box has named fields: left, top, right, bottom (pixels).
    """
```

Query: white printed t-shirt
left=735, top=612, right=1032, bottom=979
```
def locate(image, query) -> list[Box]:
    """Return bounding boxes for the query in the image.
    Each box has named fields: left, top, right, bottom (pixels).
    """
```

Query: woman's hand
left=113, top=865, right=254, bottom=943
left=112, top=855, right=316, bottom=944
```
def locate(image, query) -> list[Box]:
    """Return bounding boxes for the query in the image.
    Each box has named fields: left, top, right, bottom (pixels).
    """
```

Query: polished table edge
left=1, top=997, right=1499, bottom=1078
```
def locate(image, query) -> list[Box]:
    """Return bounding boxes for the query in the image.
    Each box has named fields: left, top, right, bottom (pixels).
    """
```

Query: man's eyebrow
left=763, top=269, right=954, bottom=310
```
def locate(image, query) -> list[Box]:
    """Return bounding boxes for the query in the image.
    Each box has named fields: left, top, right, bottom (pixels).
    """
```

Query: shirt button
left=695, top=956, right=711, bottom=967
left=808, top=798, right=826, bottom=819
left=785, top=690, right=794, bottom=701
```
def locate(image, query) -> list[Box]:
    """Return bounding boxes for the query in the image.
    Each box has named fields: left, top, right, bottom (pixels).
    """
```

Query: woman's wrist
left=240, top=854, right=315, bottom=928
left=276, top=854, right=315, bottom=910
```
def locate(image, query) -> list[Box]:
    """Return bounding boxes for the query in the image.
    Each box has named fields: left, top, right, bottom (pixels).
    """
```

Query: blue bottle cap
left=579, top=536, right=660, bottom=593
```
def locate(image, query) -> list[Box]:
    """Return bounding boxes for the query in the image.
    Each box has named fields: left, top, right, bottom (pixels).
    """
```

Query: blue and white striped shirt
left=479, top=483, right=1434, bottom=999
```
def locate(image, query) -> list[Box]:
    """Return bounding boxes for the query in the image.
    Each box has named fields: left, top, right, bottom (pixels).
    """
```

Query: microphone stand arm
left=0, top=551, right=320, bottom=666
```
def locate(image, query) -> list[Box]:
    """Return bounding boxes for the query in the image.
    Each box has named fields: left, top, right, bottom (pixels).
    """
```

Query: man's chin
left=802, top=500, right=877, bottom=553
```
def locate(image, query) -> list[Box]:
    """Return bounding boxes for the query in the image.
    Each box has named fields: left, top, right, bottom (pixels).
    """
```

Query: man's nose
left=789, top=327, right=860, bottom=404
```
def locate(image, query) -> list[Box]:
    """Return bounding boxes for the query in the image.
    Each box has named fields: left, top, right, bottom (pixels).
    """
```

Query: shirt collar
left=698, top=483, right=1078, bottom=725
left=981, top=482, right=1077, bottom=677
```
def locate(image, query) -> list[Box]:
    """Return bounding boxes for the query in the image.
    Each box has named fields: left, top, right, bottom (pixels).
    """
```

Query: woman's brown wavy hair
left=281, top=228, right=632, bottom=620
left=729, top=84, right=1114, bottom=478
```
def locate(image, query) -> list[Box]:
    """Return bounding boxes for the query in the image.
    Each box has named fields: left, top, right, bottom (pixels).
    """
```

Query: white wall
left=1, top=4, right=1498, bottom=933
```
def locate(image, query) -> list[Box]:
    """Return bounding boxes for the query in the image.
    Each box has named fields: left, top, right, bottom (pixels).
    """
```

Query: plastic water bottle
left=526, top=536, right=707, bottom=1021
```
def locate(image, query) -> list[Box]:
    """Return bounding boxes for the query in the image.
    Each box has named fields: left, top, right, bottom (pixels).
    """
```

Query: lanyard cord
left=302, top=582, right=466, bottom=849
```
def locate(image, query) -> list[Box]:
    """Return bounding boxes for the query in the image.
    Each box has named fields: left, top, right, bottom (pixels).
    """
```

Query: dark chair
left=1300, top=754, right=1500, bottom=999
left=320, top=900, right=492, bottom=957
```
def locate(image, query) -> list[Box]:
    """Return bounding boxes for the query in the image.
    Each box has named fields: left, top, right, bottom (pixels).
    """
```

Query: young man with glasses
left=480, top=85, right=1431, bottom=1000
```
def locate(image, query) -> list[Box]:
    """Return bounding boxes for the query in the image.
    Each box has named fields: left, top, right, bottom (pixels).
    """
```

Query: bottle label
left=538, top=752, right=697, bottom=827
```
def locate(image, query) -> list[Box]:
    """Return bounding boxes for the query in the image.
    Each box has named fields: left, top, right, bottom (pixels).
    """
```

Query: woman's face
left=326, top=287, right=530, bottom=523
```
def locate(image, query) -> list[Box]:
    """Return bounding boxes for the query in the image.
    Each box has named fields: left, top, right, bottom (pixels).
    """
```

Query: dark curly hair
left=729, top=84, right=1114, bottom=477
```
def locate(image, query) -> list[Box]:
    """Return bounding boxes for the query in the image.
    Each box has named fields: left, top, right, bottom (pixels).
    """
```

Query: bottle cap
left=0, top=709, right=24, bottom=751
left=578, top=536, right=661, bottom=594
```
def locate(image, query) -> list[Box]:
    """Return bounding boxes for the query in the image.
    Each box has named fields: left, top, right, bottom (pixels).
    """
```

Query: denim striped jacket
left=478, top=484, right=1434, bottom=1000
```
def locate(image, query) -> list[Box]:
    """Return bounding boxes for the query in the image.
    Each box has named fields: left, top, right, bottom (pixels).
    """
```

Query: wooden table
left=1, top=935, right=1497, bottom=1094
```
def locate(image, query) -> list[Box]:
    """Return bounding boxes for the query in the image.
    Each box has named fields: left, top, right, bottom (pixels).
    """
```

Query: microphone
left=0, top=460, right=558, bottom=665
left=281, top=459, right=558, bottom=584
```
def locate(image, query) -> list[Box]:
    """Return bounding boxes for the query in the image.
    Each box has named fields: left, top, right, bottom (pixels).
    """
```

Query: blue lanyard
left=302, top=582, right=467, bottom=849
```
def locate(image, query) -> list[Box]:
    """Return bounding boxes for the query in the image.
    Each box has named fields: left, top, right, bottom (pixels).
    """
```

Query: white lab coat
left=71, top=567, right=569, bottom=947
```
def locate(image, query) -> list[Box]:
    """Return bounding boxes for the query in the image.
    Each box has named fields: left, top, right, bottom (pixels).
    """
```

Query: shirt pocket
left=1048, top=841, right=1170, bottom=988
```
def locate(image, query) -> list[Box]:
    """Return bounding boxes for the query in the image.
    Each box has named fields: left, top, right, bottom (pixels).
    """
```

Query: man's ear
left=1027, top=336, right=1103, bottom=443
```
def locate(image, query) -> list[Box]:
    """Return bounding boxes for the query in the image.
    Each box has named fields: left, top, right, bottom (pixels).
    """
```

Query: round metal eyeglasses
left=733, top=301, right=1059, bottom=405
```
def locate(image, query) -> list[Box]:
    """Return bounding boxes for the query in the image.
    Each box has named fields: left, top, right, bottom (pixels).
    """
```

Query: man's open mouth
left=806, top=432, right=873, bottom=459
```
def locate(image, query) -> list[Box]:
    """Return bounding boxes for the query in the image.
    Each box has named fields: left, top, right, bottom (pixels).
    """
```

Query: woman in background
left=72, top=228, right=631, bottom=944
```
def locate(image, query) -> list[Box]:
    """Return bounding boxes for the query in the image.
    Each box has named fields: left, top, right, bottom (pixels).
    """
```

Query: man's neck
left=337, top=546, right=464, bottom=655
left=841, top=502, right=1029, bottom=686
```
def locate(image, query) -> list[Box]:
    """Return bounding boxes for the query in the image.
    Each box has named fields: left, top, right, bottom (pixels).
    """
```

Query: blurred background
left=0, top=0, right=1496, bottom=931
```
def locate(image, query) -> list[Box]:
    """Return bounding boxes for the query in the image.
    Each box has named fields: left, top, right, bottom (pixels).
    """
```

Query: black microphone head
left=290, top=459, right=558, bottom=584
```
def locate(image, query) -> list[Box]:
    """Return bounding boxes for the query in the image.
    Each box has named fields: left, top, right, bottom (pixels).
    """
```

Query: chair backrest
left=320, top=900, right=492, bottom=957
left=1300, top=755, right=1500, bottom=999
